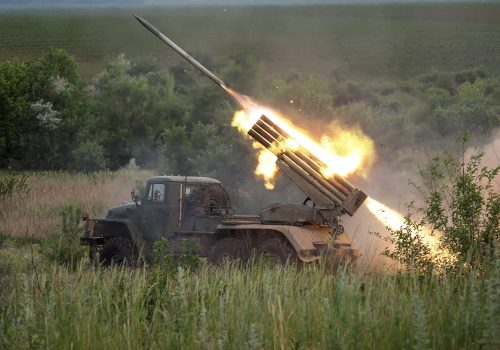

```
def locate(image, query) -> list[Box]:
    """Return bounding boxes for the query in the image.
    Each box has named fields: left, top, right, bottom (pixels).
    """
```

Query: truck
left=80, top=114, right=367, bottom=266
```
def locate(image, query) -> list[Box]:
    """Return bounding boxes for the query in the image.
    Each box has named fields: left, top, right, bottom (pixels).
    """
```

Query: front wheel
left=99, top=237, right=137, bottom=267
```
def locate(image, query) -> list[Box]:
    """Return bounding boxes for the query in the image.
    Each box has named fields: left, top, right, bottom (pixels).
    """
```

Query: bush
left=0, top=173, right=30, bottom=198
left=40, top=202, right=85, bottom=269
left=152, top=238, right=200, bottom=277
left=381, top=138, right=499, bottom=276
left=152, top=238, right=176, bottom=276
left=71, top=141, right=107, bottom=172
left=178, top=240, right=200, bottom=271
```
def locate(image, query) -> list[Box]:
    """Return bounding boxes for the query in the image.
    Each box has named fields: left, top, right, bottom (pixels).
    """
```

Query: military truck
left=81, top=115, right=367, bottom=266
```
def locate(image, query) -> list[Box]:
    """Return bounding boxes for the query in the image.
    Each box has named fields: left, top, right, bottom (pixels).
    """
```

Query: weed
left=152, top=237, right=176, bottom=276
left=0, top=173, right=30, bottom=198
left=39, top=201, right=85, bottom=269
left=178, top=240, right=201, bottom=271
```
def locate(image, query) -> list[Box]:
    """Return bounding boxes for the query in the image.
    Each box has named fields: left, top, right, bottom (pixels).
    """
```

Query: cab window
left=147, top=183, right=166, bottom=202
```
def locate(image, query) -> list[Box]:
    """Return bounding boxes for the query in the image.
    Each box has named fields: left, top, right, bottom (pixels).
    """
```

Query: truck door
left=142, top=182, right=168, bottom=239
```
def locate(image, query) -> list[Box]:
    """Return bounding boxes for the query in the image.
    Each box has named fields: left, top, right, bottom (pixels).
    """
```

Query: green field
left=1, top=4, right=500, bottom=80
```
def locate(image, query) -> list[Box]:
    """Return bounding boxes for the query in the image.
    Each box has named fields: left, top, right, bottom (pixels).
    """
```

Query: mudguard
left=216, top=223, right=359, bottom=262
left=82, top=218, right=150, bottom=259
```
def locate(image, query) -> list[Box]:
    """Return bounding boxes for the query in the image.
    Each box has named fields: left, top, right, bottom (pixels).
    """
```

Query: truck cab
left=82, top=176, right=232, bottom=265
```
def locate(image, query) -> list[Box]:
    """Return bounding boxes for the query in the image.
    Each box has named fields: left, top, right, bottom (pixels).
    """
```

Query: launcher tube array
left=248, top=115, right=367, bottom=215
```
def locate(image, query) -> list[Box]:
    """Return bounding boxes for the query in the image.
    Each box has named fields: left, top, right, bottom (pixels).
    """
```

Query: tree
left=91, top=54, right=187, bottom=169
left=0, top=49, right=92, bottom=170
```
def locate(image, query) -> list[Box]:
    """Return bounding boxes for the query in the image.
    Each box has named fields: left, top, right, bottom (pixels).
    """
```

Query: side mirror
left=131, top=189, right=142, bottom=205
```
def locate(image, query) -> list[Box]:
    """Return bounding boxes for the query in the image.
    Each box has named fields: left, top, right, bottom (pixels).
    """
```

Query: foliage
left=0, top=173, right=30, bottom=198
left=152, top=237, right=200, bottom=275
left=0, top=262, right=499, bottom=349
left=1, top=45, right=499, bottom=177
left=0, top=49, right=96, bottom=170
left=152, top=237, right=176, bottom=276
left=178, top=240, right=201, bottom=271
left=71, top=140, right=107, bottom=172
left=40, top=202, right=85, bottom=269
left=381, top=141, right=500, bottom=276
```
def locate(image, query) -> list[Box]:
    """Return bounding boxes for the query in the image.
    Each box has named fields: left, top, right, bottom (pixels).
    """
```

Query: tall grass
left=1, top=261, right=498, bottom=349
left=0, top=169, right=152, bottom=238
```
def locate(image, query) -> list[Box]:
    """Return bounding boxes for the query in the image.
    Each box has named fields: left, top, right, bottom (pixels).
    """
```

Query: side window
left=185, top=185, right=195, bottom=198
left=147, top=183, right=166, bottom=202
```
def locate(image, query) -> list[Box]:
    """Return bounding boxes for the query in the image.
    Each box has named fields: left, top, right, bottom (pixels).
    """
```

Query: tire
left=208, top=237, right=248, bottom=265
left=99, top=237, right=137, bottom=267
left=253, top=237, right=298, bottom=265
left=321, top=245, right=359, bottom=270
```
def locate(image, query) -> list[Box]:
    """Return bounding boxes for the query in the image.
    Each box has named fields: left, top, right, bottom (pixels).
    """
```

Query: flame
left=230, top=93, right=375, bottom=188
left=365, top=196, right=455, bottom=262
left=254, top=145, right=278, bottom=190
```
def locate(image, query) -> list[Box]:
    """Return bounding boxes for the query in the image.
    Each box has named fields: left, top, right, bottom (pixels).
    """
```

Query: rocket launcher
left=248, top=115, right=367, bottom=216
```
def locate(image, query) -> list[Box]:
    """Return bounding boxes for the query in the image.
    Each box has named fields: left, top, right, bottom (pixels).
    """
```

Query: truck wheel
left=254, top=238, right=298, bottom=265
left=208, top=237, right=248, bottom=265
left=99, top=237, right=137, bottom=267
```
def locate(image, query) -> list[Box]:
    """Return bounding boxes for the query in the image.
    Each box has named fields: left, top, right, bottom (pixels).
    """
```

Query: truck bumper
left=80, top=236, right=105, bottom=246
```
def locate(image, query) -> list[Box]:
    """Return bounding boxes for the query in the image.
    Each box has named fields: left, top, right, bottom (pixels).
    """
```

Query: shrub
left=152, top=238, right=200, bottom=276
left=152, top=237, right=176, bottom=276
left=0, top=173, right=30, bottom=198
left=71, top=141, right=107, bottom=172
left=40, top=202, right=85, bottom=269
left=178, top=240, right=200, bottom=271
left=381, top=137, right=499, bottom=276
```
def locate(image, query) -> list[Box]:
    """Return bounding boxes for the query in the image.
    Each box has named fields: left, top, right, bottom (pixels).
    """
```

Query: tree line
left=1, top=49, right=499, bottom=179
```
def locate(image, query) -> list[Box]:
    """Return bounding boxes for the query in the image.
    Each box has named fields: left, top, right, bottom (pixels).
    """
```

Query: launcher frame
left=248, top=114, right=367, bottom=230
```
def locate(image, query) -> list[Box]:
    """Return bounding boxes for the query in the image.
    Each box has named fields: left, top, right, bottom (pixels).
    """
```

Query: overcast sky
left=1, top=0, right=493, bottom=7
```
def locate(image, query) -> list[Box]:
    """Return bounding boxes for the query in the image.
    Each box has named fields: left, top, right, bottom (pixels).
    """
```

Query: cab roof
left=147, top=176, right=221, bottom=184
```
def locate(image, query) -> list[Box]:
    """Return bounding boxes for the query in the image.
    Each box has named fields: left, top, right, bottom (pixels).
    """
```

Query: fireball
left=231, top=99, right=375, bottom=188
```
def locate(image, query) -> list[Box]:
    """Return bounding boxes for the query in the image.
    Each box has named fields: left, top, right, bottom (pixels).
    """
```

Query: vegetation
left=1, top=49, right=498, bottom=178
left=0, top=167, right=497, bottom=349
left=379, top=146, right=499, bottom=276
left=39, top=201, right=86, bottom=269
left=0, top=170, right=151, bottom=238
left=0, top=257, right=498, bottom=349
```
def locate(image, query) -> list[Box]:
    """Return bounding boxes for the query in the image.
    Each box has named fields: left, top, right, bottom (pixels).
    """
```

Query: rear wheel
left=253, top=237, right=298, bottom=265
left=99, top=237, right=137, bottom=267
left=208, top=237, right=248, bottom=265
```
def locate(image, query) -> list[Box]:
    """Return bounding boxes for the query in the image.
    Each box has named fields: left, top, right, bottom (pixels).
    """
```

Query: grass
left=0, top=4, right=499, bottom=80
left=0, top=260, right=498, bottom=349
left=0, top=172, right=497, bottom=349
left=0, top=169, right=152, bottom=238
